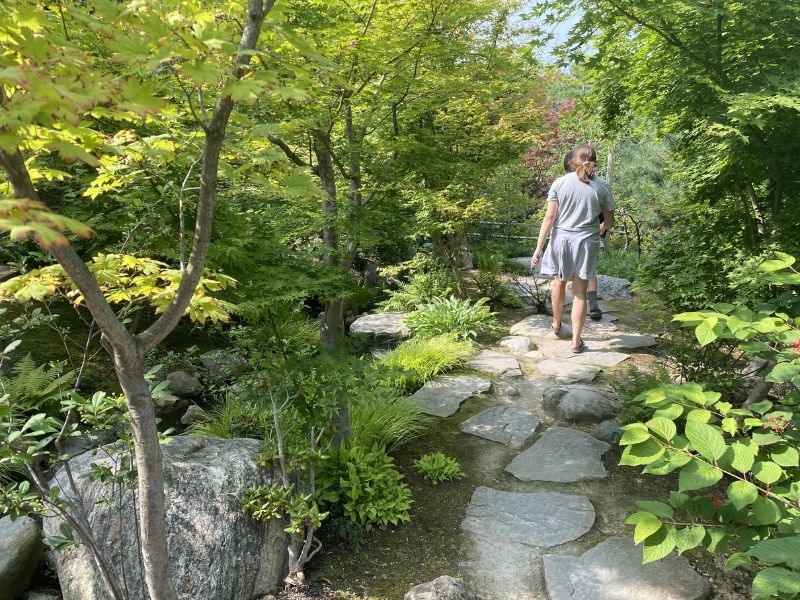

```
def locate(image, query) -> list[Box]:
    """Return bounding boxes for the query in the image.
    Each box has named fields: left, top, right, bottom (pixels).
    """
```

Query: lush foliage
left=348, top=388, right=431, bottom=453
left=620, top=254, right=800, bottom=597
left=375, top=334, right=475, bottom=391
left=318, top=445, right=413, bottom=531
left=413, top=451, right=466, bottom=484
left=406, top=296, right=501, bottom=341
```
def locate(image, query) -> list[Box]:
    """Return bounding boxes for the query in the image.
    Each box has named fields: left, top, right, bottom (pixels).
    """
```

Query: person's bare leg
left=551, top=278, right=566, bottom=333
left=571, top=277, right=589, bottom=348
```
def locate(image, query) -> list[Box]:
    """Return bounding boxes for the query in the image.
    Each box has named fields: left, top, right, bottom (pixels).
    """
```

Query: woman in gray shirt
left=531, top=145, right=615, bottom=352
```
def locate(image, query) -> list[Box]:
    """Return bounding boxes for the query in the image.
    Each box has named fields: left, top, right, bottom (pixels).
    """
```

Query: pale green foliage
left=318, top=445, right=413, bottom=531
left=378, top=271, right=456, bottom=312
left=619, top=253, right=800, bottom=598
left=348, top=388, right=431, bottom=452
left=406, top=296, right=502, bottom=340
left=375, top=334, right=475, bottom=391
left=0, top=254, right=237, bottom=325
left=414, top=451, right=466, bottom=484
left=188, top=395, right=271, bottom=440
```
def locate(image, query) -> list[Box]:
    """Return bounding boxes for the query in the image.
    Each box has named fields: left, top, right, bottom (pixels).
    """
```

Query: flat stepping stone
left=499, top=335, right=533, bottom=354
left=605, top=334, right=657, bottom=349
left=506, top=427, right=610, bottom=482
left=460, top=405, right=540, bottom=448
left=544, top=536, right=710, bottom=600
left=469, top=350, right=521, bottom=376
left=536, top=339, right=630, bottom=367
left=460, top=537, right=545, bottom=600
left=350, top=312, right=410, bottom=338
left=536, top=360, right=600, bottom=384
left=411, top=375, right=491, bottom=417
left=510, top=314, right=562, bottom=339
left=543, top=386, right=621, bottom=423
left=462, top=487, right=595, bottom=547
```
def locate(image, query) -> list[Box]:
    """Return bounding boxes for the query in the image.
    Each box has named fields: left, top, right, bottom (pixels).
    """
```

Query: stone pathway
left=401, top=279, right=711, bottom=600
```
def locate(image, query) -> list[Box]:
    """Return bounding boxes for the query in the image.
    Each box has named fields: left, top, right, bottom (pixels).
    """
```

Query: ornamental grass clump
left=348, top=387, right=431, bottom=452
left=406, top=296, right=502, bottom=341
left=375, top=333, right=475, bottom=391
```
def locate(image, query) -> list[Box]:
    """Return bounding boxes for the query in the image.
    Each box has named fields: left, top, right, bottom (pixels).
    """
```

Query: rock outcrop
left=44, top=436, right=287, bottom=600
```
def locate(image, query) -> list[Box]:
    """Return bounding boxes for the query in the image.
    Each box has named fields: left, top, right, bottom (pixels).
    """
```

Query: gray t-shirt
left=547, top=172, right=614, bottom=232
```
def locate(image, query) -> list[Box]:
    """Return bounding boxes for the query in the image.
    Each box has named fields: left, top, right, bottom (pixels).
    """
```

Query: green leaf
left=759, top=253, right=796, bottom=272
left=619, top=423, right=650, bottom=445
left=703, top=528, right=729, bottom=553
left=684, top=420, right=727, bottom=461
left=642, top=525, right=677, bottom=563
left=748, top=537, right=800, bottom=568
left=728, top=442, right=756, bottom=473
left=727, top=480, right=759, bottom=510
left=634, top=513, right=663, bottom=544
left=653, top=403, right=683, bottom=420
left=724, top=552, right=753, bottom=570
left=750, top=497, right=783, bottom=525
left=752, top=461, right=783, bottom=485
left=675, top=525, right=705, bottom=554
left=752, top=567, right=800, bottom=599
left=771, top=445, right=800, bottom=467
left=695, top=317, right=719, bottom=346
left=720, top=417, right=738, bottom=435
left=635, top=500, right=674, bottom=519
left=679, top=460, right=723, bottom=491
left=646, top=417, right=677, bottom=441
left=620, top=438, right=665, bottom=466
left=766, top=362, right=800, bottom=383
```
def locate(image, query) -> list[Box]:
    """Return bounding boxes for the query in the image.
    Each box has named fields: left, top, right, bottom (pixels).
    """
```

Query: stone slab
left=460, top=537, right=545, bottom=600
left=596, top=275, right=632, bottom=299
left=499, top=335, right=533, bottom=354
left=411, top=375, right=492, bottom=417
left=536, top=339, right=631, bottom=367
left=505, top=427, right=611, bottom=482
left=461, top=487, right=595, bottom=548
left=536, top=360, right=600, bottom=384
left=350, top=312, right=411, bottom=338
left=605, top=334, right=658, bottom=350
left=544, top=537, right=710, bottom=600
left=459, top=405, right=540, bottom=448
left=0, top=515, right=41, bottom=600
left=468, top=350, right=520, bottom=376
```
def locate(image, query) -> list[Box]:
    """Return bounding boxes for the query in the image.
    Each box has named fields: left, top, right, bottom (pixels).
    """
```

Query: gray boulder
left=349, top=312, right=411, bottom=340
left=499, top=336, right=533, bottom=354
left=180, top=405, right=205, bottom=426
left=405, top=576, right=476, bottom=600
left=23, top=593, right=60, bottom=600
left=596, top=275, right=632, bottom=299
left=0, top=515, right=42, bottom=600
left=543, top=386, right=621, bottom=423
left=44, top=436, right=287, bottom=600
left=594, top=419, right=623, bottom=445
left=199, top=350, right=248, bottom=381
left=153, top=393, right=189, bottom=414
left=166, top=371, right=202, bottom=397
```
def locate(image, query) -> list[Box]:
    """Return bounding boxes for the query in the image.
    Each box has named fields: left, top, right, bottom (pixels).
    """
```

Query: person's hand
left=531, top=249, right=543, bottom=268
left=600, top=225, right=609, bottom=239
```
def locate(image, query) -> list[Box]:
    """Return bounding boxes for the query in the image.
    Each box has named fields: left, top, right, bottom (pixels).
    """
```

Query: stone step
left=410, top=375, right=491, bottom=417
left=459, top=405, right=540, bottom=448
left=544, top=536, right=710, bottom=600
left=468, top=349, right=522, bottom=377
left=505, top=427, right=611, bottom=483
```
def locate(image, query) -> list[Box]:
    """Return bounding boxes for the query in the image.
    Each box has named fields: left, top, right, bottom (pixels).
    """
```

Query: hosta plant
left=406, top=296, right=501, bottom=341
left=414, top=451, right=466, bottom=484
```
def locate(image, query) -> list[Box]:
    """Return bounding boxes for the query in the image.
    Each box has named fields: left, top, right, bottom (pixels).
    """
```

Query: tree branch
left=136, top=0, right=275, bottom=352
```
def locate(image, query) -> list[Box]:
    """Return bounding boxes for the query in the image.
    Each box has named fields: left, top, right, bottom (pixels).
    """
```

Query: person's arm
left=531, top=200, right=559, bottom=267
left=600, top=209, right=614, bottom=237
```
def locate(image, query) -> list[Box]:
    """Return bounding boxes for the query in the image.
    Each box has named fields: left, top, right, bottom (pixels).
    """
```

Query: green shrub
left=375, top=334, right=474, bottom=391
left=613, top=363, right=673, bottom=424
left=348, top=387, right=431, bottom=452
left=598, top=250, right=641, bottom=282
left=406, top=296, right=501, bottom=341
left=319, top=444, right=413, bottom=530
left=378, top=254, right=458, bottom=312
left=188, top=392, right=271, bottom=439
left=618, top=253, right=800, bottom=599
left=0, top=354, right=75, bottom=415
left=472, top=252, right=522, bottom=309
left=414, top=451, right=466, bottom=484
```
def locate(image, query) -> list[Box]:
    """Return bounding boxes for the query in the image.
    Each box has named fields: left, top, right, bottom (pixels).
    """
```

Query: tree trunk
left=313, top=130, right=345, bottom=351
left=605, top=149, right=614, bottom=186
left=114, top=348, right=176, bottom=600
